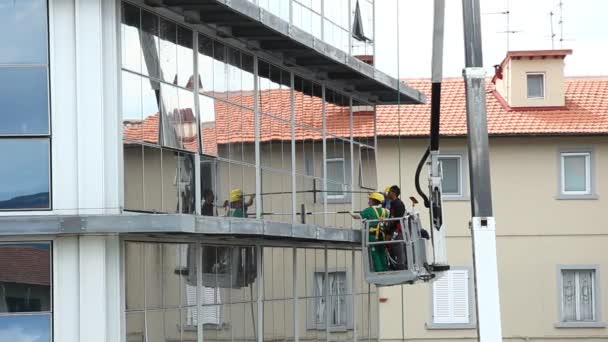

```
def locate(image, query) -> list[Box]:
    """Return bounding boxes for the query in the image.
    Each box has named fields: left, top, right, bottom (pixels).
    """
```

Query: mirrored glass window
left=0, top=67, right=49, bottom=135
left=0, top=139, right=50, bottom=210
left=0, top=0, right=48, bottom=65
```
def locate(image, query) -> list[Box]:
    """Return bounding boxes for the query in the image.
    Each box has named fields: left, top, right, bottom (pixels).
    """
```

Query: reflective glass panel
left=0, top=139, right=50, bottom=210
left=178, top=88, right=198, bottom=152
left=122, top=71, right=143, bottom=141
left=213, top=41, right=227, bottom=98
left=125, top=242, right=145, bottom=310
left=0, top=67, right=49, bottom=135
left=261, top=169, right=292, bottom=223
left=160, top=84, right=182, bottom=149
left=216, top=161, right=256, bottom=218
left=176, top=26, right=194, bottom=89
left=0, top=314, right=51, bottom=342
left=142, top=78, right=161, bottom=144
left=241, top=53, right=255, bottom=108
left=295, top=175, right=323, bottom=226
left=260, top=115, right=292, bottom=171
left=325, top=89, right=350, bottom=139
left=125, top=312, right=145, bottom=342
left=121, top=2, right=141, bottom=73
left=142, top=146, right=162, bottom=212
left=0, top=0, right=48, bottom=65
left=159, top=18, right=177, bottom=84
left=141, top=10, right=160, bottom=79
left=0, top=243, right=51, bottom=313
left=200, top=157, right=218, bottom=216
left=199, top=95, right=217, bottom=157
left=359, top=145, right=377, bottom=190
left=123, top=144, right=144, bottom=211
left=197, top=34, right=214, bottom=94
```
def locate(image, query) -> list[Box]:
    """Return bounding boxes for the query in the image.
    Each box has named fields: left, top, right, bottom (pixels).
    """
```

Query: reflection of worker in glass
left=351, top=192, right=390, bottom=272
left=201, top=189, right=216, bottom=216
left=224, top=188, right=255, bottom=218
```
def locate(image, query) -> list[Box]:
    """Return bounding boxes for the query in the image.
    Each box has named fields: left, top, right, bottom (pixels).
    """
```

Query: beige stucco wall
left=501, top=57, right=566, bottom=107
left=376, top=136, right=608, bottom=341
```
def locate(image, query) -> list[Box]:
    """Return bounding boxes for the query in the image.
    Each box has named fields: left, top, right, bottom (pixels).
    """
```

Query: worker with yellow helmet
left=351, top=192, right=390, bottom=272
left=224, top=188, right=255, bottom=218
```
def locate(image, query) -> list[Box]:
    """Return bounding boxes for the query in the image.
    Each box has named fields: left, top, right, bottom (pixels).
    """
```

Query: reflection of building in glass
left=0, top=0, right=423, bottom=341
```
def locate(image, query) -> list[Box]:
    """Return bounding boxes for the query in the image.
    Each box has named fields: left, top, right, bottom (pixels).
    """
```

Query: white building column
left=53, top=235, right=122, bottom=342
left=49, top=0, right=121, bottom=215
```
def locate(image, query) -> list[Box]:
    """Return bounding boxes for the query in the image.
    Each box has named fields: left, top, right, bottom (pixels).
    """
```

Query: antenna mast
left=550, top=11, right=555, bottom=49
left=558, top=0, right=564, bottom=48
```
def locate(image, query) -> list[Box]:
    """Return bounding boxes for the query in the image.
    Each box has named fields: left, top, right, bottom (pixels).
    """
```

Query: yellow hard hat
left=368, top=192, right=384, bottom=203
left=230, top=189, right=243, bottom=202
left=384, top=186, right=391, bottom=194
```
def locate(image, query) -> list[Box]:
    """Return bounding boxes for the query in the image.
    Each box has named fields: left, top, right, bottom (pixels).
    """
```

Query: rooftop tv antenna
left=549, top=10, right=556, bottom=49
left=558, top=0, right=564, bottom=48
left=484, top=0, right=520, bottom=52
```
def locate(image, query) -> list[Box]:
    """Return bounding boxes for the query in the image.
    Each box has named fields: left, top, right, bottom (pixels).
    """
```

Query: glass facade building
left=121, top=1, right=378, bottom=229
left=0, top=0, right=421, bottom=341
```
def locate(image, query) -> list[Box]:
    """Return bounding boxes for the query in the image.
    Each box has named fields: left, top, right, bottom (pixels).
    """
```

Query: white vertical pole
left=462, top=0, right=503, bottom=340
left=257, top=245, right=264, bottom=342
left=322, top=85, right=328, bottom=225
left=254, top=57, right=262, bottom=219
left=79, top=236, right=107, bottom=342
left=293, top=247, right=299, bottom=342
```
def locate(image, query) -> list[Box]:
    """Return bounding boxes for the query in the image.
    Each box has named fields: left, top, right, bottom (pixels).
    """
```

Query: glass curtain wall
left=125, top=240, right=378, bottom=342
left=249, top=0, right=375, bottom=58
left=121, top=1, right=378, bottom=228
left=0, top=0, right=51, bottom=210
left=0, top=242, right=53, bottom=341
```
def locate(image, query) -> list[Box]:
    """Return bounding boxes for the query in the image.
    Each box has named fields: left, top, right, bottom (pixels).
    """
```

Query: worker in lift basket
left=385, top=185, right=407, bottom=270
left=224, top=189, right=255, bottom=218
left=351, top=192, right=390, bottom=272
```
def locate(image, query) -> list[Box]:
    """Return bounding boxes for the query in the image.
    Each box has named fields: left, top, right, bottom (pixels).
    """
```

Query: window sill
left=555, top=194, right=599, bottom=200
left=554, top=321, right=606, bottom=329
left=307, top=326, right=352, bottom=332
left=425, top=322, right=476, bottom=330
left=442, top=196, right=470, bottom=202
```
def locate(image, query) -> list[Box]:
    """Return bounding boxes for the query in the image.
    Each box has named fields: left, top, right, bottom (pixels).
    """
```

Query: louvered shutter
left=186, top=284, right=197, bottom=326
left=433, top=270, right=470, bottom=324
left=201, top=286, right=221, bottom=325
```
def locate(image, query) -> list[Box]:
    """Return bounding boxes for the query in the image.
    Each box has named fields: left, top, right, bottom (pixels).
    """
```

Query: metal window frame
left=426, top=266, right=477, bottom=330
left=561, top=152, right=591, bottom=195
left=556, top=147, right=597, bottom=200
left=308, top=268, right=354, bottom=331
left=555, top=265, right=606, bottom=328
left=526, top=72, right=545, bottom=100
left=437, top=152, right=469, bottom=201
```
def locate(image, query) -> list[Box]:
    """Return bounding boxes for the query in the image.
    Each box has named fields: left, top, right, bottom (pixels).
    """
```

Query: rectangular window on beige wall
left=561, top=152, right=591, bottom=195
left=556, top=265, right=604, bottom=328
left=427, top=267, right=476, bottom=330
left=527, top=73, right=545, bottom=99
left=438, top=156, right=462, bottom=197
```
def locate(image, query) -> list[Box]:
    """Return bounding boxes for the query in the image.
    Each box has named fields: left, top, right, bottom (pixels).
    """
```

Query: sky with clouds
left=373, top=0, right=608, bottom=79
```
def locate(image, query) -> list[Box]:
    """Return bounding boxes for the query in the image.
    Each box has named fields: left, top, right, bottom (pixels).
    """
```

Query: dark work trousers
left=389, top=231, right=407, bottom=270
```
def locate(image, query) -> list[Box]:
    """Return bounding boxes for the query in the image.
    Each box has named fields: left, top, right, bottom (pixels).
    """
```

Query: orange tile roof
left=123, top=76, right=608, bottom=152
left=378, top=77, right=608, bottom=137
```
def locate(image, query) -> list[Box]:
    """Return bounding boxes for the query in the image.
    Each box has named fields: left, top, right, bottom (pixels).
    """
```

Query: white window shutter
left=186, top=284, right=197, bottom=326
left=201, top=286, right=221, bottom=325
left=432, top=273, right=451, bottom=324
left=433, top=270, right=470, bottom=324
left=451, top=270, right=470, bottom=324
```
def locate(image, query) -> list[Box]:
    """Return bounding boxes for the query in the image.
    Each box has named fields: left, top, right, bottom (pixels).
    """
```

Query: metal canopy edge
left=139, top=0, right=425, bottom=105
left=0, top=214, right=361, bottom=246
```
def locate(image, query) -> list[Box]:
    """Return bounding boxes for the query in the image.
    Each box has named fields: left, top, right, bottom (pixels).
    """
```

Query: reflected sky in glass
left=0, top=0, right=48, bottom=65
left=0, top=139, right=50, bottom=208
left=0, top=315, right=50, bottom=342
left=0, top=67, right=49, bottom=135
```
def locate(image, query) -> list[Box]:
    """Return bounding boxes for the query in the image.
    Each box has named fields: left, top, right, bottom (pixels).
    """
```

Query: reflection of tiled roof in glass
left=123, top=90, right=376, bottom=154
left=0, top=246, right=50, bottom=286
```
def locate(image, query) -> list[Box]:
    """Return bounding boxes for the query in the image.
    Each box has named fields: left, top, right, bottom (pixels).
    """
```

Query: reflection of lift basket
left=362, top=215, right=435, bottom=286
left=187, top=245, right=257, bottom=289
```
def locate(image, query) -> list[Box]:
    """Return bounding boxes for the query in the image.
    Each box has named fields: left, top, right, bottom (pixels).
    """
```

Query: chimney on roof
left=493, top=49, right=572, bottom=108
